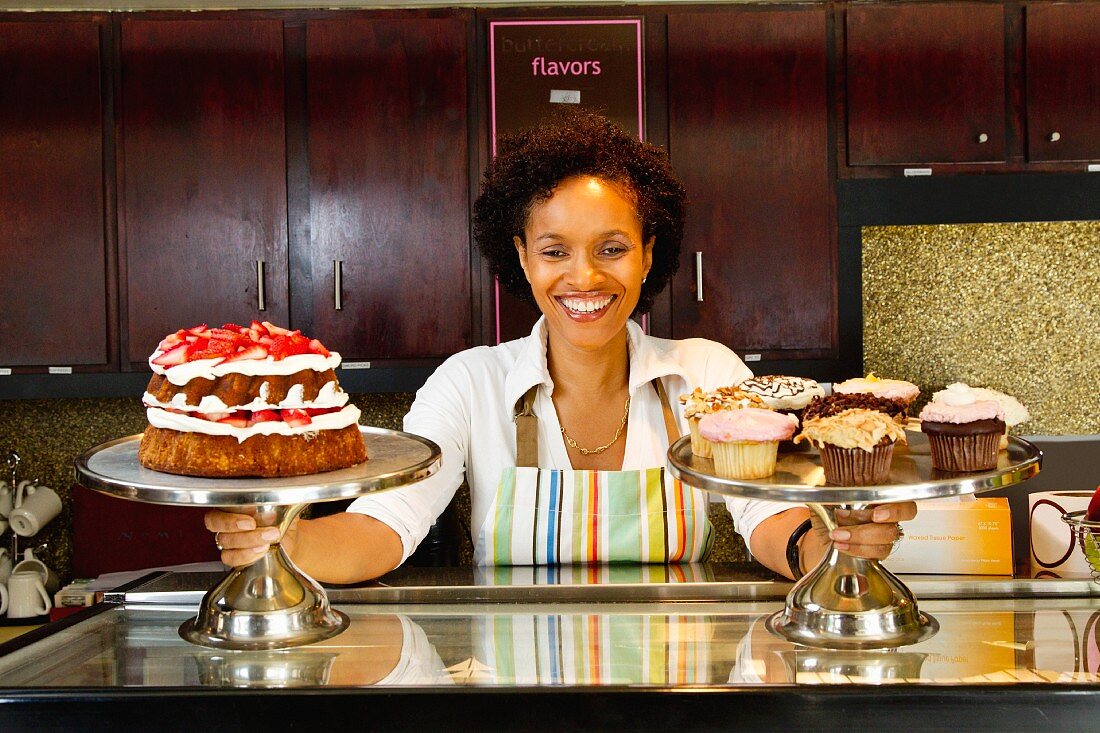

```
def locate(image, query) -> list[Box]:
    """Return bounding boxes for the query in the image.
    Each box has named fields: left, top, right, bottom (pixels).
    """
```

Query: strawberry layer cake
left=138, top=321, right=367, bottom=478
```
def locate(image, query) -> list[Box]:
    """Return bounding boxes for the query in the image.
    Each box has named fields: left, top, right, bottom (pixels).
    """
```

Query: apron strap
left=513, top=377, right=681, bottom=468
left=652, top=377, right=682, bottom=445
left=514, top=386, right=540, bottom=468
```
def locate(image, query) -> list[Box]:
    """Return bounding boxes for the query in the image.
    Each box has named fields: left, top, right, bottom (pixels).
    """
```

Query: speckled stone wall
left=862, top=221, right=1100, bottom=436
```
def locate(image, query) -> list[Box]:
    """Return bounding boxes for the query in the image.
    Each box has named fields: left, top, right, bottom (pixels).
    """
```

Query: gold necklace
left=560, top=395, right=631, bottom=455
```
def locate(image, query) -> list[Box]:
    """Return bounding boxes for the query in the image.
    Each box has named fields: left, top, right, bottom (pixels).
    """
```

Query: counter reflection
left=0, top=600, right=1098, bottom=688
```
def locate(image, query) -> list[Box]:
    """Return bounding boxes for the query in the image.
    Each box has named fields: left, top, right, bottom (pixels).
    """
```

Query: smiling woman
left=204, top=110, right=913, bottom=583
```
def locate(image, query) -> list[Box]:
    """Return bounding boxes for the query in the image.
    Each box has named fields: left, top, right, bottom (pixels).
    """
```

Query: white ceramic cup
left=0, top=582, right=7, bottom=616
left=9, top=484, right=62, bottom=537
left=0, top=548, right=12, bottom=583
left=11, top=549, right=59, bottom=595
left=6, top=571, right=50, bottom=619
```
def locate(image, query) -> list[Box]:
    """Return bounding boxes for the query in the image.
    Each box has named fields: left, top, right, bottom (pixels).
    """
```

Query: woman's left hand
left=812, top=502, right=918, bottom=560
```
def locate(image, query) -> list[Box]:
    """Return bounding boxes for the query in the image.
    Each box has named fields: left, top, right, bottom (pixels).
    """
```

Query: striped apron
left=474, top=378, right=714, bottom=566
left=474, top=612, right=714, bottom=686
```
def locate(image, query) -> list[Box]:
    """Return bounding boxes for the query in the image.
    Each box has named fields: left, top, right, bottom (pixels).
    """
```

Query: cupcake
left=833, top=373, right=920, bottom=414
left=736, top=375, right=825, bottom=417
left=697, top=408, right=798, bottom=480
left=919, top=384, right=1006, bottom=471
left=680, top=387, right=766, bottom=458
left=802, top=393, right=909, bottom=425
left=795, top=409, right=908, bottom=486
left=931, top=383, right=1029, bottom=451
left=737, top=376, right=825, bottom=453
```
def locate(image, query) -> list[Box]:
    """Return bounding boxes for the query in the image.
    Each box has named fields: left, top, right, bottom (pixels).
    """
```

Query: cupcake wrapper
left=927, top=431, right=1000, bottom=472
left=688, top=418, right=713, bottom=458
left=711, top=441, right=779, bottom=480
left=819, top=442, right=895, bottom=486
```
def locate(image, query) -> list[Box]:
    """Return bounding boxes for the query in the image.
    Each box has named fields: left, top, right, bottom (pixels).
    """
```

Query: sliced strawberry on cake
left=139, top=321, right=366, bottom=477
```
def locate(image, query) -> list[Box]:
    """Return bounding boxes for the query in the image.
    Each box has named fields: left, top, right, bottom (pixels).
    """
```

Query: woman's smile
left=555, top=292, right=618, bottom=320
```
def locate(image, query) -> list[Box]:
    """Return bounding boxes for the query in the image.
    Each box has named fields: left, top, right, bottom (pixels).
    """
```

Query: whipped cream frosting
left=149, top=350, right=343, bottom=386
left=143, top=380, right=348, bottom=413
left=146, top=404, right=361, bottom=443
left=737, top=375, right=825, bottom=410
left=698, top=408, right=798, bottom=443
left=834, top=375, right=920, bottom=402
left=932, top=383, right=1029, bottom=426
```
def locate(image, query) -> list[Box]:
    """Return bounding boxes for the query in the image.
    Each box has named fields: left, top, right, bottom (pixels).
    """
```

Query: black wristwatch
left=786, top=519, right=813, bottom=580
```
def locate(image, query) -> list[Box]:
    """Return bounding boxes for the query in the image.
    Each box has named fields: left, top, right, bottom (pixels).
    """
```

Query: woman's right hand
left=203, top=509, right=294, bottom=567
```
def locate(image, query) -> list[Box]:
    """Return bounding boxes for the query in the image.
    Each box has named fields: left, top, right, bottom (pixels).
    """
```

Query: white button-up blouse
left=347, top=318, right=791, bottom=563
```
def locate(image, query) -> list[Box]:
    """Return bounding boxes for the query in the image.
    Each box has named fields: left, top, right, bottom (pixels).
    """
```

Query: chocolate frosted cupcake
left=932, top=383, right=1029, bottom=451
left=680, top=387, right=766, bottom=458
left=833, top=373, right=920, bottom=414
left=796, top=409, right=908, bottom=486
left=919, top=384, right=1006, bottom=471
left=802, top=393, right=909, bottom=425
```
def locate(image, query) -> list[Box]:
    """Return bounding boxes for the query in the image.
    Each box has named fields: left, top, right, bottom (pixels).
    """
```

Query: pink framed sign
left=489, top=19, right=646, bottom=342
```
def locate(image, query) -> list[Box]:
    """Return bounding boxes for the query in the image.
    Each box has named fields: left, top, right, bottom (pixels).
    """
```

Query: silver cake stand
left=75, top=425, right=440, bottom=651
left=668, top=426, right=1041, bottom=649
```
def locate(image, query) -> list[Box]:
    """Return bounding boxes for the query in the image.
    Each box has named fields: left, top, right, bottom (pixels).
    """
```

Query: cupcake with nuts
left=919, top=383, right=1006, bottom=471
left=680, top=386, right=766, bottom=458
left=796, top=409, right=908, bottom=486
left=931, top=383, right=1028, bottom=451
left=698, top=408, right=799, bottom=479
left=833, top=373, right=920, bottom=414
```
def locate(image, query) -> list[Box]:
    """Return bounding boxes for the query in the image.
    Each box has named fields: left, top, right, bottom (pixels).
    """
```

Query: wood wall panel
left=0, top=22, right=107, bottom=366
left=306, top=17, right=470, bottom=360
left=668, top=8, right=835, bottom=356
left=120, top=19, right=288, bottom=363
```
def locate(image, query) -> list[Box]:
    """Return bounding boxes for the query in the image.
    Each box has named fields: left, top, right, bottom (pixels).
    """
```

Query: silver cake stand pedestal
left=75, top=425, right=441, bottom=651
left=668, top=426, right=1041, bottom=650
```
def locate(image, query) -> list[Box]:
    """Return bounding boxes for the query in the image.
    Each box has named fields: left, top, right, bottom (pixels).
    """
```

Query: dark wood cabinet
left=845, top=3, right=1007, bottom=166
left=304, top=17, right=470, bottom=361
left=0, top=21, right=110, bottom=368
left=1026, top=3, right=1100, bottom=163
left=667, top=8, right=836, bottom=359
left=118, top=19, right=289, bottom=365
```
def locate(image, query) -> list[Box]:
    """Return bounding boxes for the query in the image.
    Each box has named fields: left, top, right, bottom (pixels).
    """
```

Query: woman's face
left=515, top=175, right=653, bottom=353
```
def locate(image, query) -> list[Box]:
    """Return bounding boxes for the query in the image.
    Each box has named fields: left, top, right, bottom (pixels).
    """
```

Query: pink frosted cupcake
left=679, top=387, right=766, bottom=458
left=833, top=373, right=921, bottom=414
left=697, top=408, right=798, bottom=479
left=919, top=384, right=1006, bottom=471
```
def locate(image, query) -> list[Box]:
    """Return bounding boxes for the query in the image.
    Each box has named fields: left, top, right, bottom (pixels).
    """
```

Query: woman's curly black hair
left=473, top=110, right=687, bottom=315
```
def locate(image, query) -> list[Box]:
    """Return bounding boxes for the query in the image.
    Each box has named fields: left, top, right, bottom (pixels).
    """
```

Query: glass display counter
left=0, top=566, right=1098, bottom=730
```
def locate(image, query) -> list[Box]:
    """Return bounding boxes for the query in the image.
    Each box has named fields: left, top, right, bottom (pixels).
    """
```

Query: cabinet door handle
left=976, top=133, right=989, bottom=144
left=1049, top=131, right=1061, bottom=142
left=695, top=251, right=704, bottom=302
left=256, top=259, right=266, bottom=311
left=334, top=260, right=343, bottom=311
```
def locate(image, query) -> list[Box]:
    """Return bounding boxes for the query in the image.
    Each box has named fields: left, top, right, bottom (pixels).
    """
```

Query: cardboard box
left=886, top=497, right=1013, bottom=575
